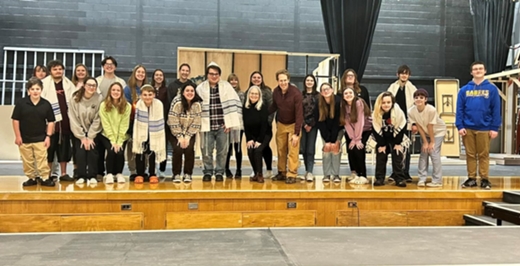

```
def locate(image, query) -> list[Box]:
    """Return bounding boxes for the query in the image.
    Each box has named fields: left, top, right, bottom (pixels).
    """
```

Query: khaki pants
left=462, top=129, right=490, bottom=179
left=19, top=142, right=50, bottom=180
left=276, top=122, right=301, bottom=178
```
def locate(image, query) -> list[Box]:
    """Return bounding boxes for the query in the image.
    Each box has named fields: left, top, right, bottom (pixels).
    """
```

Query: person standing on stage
left=196, top=62, right=243, bottom=182
left=300, top=74, right=319, bottom=182
left=225, top=73, right=245, bottom=179
left=12, top=78, right=56, bottom=187
left=456, top=61, right=501, bottom=190
left=269, top=69, right=303, bottom=184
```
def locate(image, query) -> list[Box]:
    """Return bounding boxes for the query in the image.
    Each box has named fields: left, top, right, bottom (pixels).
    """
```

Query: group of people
left=12, top=57, right=501, bottom=190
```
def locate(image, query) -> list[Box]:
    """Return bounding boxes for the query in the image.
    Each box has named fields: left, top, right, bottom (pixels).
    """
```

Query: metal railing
left=1, top=47, right=105, bottom=105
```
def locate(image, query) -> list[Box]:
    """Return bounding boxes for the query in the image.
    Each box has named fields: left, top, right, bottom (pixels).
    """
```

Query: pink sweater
left=344, top=99, right=367, bottom=143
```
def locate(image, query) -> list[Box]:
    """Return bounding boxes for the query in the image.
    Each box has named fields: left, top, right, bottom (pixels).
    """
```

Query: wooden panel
left=177, top=50, right=205, bottom=78
left=407, top=210, right=476, bottom=226
left=166, top=212, right=242, bottom=229
left=0, top=106, right=20, bottom=160
left=0, top=214, right=61, bottom=233
left=242, top=211, right=316, bottom=227
left=233, top=53, right=260, bottom=92
left=359, top=211, right=408, bottom=226
left=207, top=52, right=233, bottom=80
left=260, top=54, right=287, bottom=90
left=434, top=79, right=460, bottom=157
left=61, top=213, right=143, bottom=231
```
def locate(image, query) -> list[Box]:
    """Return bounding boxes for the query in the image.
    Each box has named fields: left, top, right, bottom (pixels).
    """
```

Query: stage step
left=463, top=214, right=516, bottom=226
left=503, top=191, right=520, bottom=204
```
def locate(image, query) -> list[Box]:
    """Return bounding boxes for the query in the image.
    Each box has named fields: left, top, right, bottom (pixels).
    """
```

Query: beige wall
left=0, top=106, right=21, bottom=160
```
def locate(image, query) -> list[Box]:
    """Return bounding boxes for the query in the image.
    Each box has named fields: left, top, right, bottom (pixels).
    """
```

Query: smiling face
left=249, top=87, right=260, bottom=104
left=305, top=76, right=315, bottom=90
left=381, top=96, right=393, bottom=112
left=343, top=88, right=355, bottom=103
left=251, top=73, right=262, bottom=86
left=135, top=67, right=146, bottom=82
left=398, top=72, right=409, bottom=83
left=320, top=84, right=333, bottom=98
left=229, top=78, right=238, bottom=89
left=84, top=79, right=97, bottom=98
left=50, top=65, right=63, bottom=80
left=141, top=90, right=155, bottom=106
left=183, top=85, right=196, bottom=102
left=277, top=74, right=289, bottom=91
left=179, top=65, right=190, bottom=81
left=207, top=67, right=220, bottom=86
left=110, top=84, right=122, bottom=101
left=75, top=66, right=87, bottom=81
left=34, top=67, right=47, bottom=80
left=154, top=71, right=164, bottom=86
left=414, top=95, right=427, bottom=108
left=103, top=59, right=116, bottom=74
left=471, top=63, right=486, bottom=79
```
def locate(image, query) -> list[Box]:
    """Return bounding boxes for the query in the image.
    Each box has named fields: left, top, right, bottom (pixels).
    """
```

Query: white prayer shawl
left=387, top=80, right=417, bottom=110
left=196, top=80, right=243, bottom=143
left=132, top=99, right=166, bottom=163
left=40, top=76, right=76, bottom=122
left=366, top=103, right=411, bottom=153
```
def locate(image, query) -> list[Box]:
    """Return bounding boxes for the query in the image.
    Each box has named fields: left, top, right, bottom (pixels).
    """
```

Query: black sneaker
left=226, top=169, right=233, bottom=178
left=462, top=178, right=477, bottom=188
left=396, top=180, right=407, bottom=187
left=272, top=173, right=286, bottom=181
left=22, top=178, right=38, bottom=186
left=203, top=174, right=212, bottom=182
left=322, top=175, right=331, bottom=182
left=480, top=179, right=492, bottom=190
left=235, top=170, right=242, bottom=179
left=59, top=174, right=74, bottom=182
left=332, top=175, right=341, bottom=183
left=373, top=179, right=385, bottom=186
left=129, top=174, right=138, bottom=182
left=215, top=174, right=224, bottom=182
left=40, top=178, right=56, bottom=187
left=405, top=175, right=413, bottom=183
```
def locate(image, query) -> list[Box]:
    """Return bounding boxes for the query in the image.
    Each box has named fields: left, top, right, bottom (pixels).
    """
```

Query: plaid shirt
left=209, top=84, right=225, bottom=131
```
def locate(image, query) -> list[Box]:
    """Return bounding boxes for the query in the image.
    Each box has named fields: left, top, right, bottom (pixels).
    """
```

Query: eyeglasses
left=208, top=72, right=219, bottom=76
left=322, top=87, right=332, bottom=91
left=104, top=63, right=114, bottom=67
left=85, top=83, right=97, bottom=88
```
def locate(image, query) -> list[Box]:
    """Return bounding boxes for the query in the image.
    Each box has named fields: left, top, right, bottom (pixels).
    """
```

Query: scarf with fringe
left=132, top=98, right=166, bottom=163
left=366, top=103, right=411, bottom=153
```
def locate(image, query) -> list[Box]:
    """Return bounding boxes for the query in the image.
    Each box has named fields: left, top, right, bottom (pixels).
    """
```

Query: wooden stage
left=1, top=175, right=519, bottom=233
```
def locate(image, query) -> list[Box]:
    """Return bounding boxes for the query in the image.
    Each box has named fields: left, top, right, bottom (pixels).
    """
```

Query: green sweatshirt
left=99, top=101, right=131, bottom=146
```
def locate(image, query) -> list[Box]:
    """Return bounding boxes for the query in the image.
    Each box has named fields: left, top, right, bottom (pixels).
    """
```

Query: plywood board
left=434, top=79, right=460, bottom=157
left=407, top=210, right=474, bottom=226
left=242, top=211, right=316, bottom=227
left=61, top=213, right=143, bottom=231
left=359, top=211, right=408, bottom=226
left=233, top=53, right=260, bottom=92
left=0, top=106, right=20, bottom=160
left=177, top=50, right=205, bottom=78
left=0, top=214, right=61, bottom=233
left=207, top=52, right=233, bottom=80
left=261, top=54, right=287, bottom=90
left=166, top=212, right=243, bottom=229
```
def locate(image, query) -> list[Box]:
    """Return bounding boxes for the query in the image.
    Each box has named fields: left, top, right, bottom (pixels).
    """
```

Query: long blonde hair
left=245, top=86, right=263, bottom=110
left=372, top=91, right=395, bottom=126
left=127, top=64, right=147, bottom=103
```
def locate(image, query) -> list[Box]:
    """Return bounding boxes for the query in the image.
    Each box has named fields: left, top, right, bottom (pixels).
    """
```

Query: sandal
left=134, top=176, right=144, bottom=184
left=149, top=176, right=159, bottom=184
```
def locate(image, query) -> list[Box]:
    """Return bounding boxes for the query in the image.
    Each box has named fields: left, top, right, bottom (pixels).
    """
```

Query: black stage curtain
left=471, top=0, right=515, bottom=73
left=320, top=0, right=382, bottom=80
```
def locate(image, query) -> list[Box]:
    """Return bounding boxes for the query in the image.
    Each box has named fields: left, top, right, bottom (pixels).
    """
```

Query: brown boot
left=251, top=173, right=258, bottom=182
left=257, top=173, right=264, bottom=183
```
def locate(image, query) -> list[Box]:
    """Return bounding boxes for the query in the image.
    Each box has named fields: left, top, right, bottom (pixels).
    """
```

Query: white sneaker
left=306, top=172, right=314, bottom=182
left=116, top=174, right=126, bottom=183
left=159, top=171, right=166, bottom=178
left=89, top=178, right=98, bottom=184
left=427, top=182, right=442, bottom=187
left=75, top=178, right=85, bottom=184
left=355, top=176, right=368, bottom=185
left=417, top=181, right=426, bottom=187
left=250, top=171, right=255, bottom=178
left=172, top=174, right=182, bottom=183
left=183, top=174, right=192, bottom=183
left=349, top=176, right=360, bottom=184
left=105, top=174, right=114, bottom=184
left=347, top=173, right=358, bottom=181
left=265, top=170, right=273, bottom=179
left=300, top=172, right=308, bottom=180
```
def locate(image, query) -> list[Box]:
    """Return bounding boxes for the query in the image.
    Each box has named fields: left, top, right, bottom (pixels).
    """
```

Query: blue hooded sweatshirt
left=455, top=79, right=501, bottom=131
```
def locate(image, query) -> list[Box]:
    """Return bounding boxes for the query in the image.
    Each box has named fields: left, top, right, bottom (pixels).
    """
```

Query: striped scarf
left=132, top=98, right=166, bottom=163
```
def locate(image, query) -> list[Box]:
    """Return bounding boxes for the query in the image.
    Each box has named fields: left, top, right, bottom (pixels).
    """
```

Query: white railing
left=0, top=47, right=105, bottom=105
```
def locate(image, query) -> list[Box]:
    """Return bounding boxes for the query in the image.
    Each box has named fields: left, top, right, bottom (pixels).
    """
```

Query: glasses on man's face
left=104, top=63, right=114, bottom=67
left=472, top=67, right=485, bottom=71
left=208, top=72, right=219, bottom=76
left=85, top=83, right=97, bottom=88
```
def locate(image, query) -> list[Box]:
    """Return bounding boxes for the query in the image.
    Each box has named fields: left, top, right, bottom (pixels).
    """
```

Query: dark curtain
left=320, top=0, right=382, bottom=81
left=471, top=0, right=515, bottom=73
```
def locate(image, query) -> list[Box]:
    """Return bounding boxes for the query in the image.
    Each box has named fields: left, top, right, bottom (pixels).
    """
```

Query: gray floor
left=1, top=227, right=519, bottom=266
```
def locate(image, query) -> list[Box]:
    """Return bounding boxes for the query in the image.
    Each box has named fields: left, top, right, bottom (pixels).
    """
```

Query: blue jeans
left=201, top=128, right=229, bottom=175
left=299, top=127, right=318, bottom=173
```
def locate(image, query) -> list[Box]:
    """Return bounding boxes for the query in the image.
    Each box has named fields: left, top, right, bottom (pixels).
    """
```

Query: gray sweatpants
left=417, top=136, right=444, bottom=183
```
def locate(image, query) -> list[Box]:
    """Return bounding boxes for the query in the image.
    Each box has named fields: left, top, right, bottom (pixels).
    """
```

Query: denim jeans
left=201, top=128, right=229, bottom=175
left=300, top=127, right=318, bottom=173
